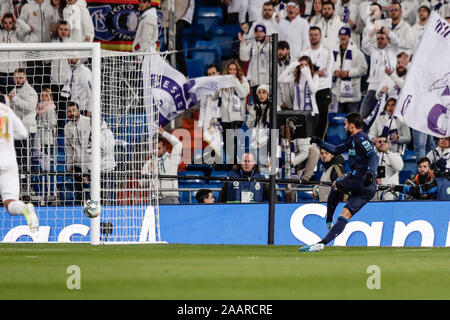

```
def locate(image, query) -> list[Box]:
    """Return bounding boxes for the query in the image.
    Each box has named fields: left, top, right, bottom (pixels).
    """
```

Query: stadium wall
left=1, top=202, right=449, bottom=246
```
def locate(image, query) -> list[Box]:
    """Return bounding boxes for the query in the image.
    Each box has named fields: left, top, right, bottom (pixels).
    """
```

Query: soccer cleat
left=298, top=243, right=325, bottom=253
left=326, top=221, right=334, bottom=230
left=23, top=203, right=39, bottom=233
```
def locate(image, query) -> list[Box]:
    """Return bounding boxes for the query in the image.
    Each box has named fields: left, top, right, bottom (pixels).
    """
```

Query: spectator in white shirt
left=368, top=97, right=411, bottom=154
left=373, top=134, right=404, bottom=200
left=197, top=64, right=222, bottom=163
left=63, top=0, right=94, bottom=43
left=308, top=0, right=323, bottom=26
left=421, top=0, right=450, bottom=19
left=427, top=137, right=450, bottom=170
left=360, top=26, right=399, bottom=119
left=277, top=40, right=294, bottom=110
left=20, top=0, right=59, bottom=89
left=331, top=25, right=368, bottom=114
left=338, top=0, right=364, bottom=47
left=278, top=55, right=320, bottom=116
left=359, top=0, right=389, bottom=27
left=379, top=51, right=408, bottom=100
left=380, top=1, right=415, bottom=54
left=64, top=100, right=90, bottom=203
left=300, top=26, right=333, bottom=139
left=8, top=68, right=39, bottom=172
left=399, top=0, right=419, bottom=26
left=411, top=4, right=430, bottom=53
left=19, top=0, right=57, bottom=43
left=61, top=57, right=92, bottom=117
left=278, top=1, right=310, bottom=59
left=156, top=127, right=182, bottom=204
left=316, top=1, right=345, bottom=50
left=239, top=0, right=267, bottom=25
left=249, top=1, right=279, bottom=35
left=0, top=13, right=32, bottom=94
left=132, top=0, right=158, bottom=53
left=271, top=0, right=287, bottom=22
left=239, top=23, right=270, bottom=104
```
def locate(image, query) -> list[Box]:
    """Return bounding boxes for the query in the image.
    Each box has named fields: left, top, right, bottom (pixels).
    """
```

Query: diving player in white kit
left=0, top=96, right=39, bottom=233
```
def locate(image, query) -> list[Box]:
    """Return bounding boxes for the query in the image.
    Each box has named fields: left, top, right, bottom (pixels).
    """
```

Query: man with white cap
left=278, top=1, right=310, bottom=59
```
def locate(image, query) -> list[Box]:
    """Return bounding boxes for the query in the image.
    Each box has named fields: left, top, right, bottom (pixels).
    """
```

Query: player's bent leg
left=326, top=183, right=343, bottom=224
left=319, top=214, right=349, bottom=246
left=22, top=203, right=39, bottom=233
left=6, top=199, right=39, bottom=233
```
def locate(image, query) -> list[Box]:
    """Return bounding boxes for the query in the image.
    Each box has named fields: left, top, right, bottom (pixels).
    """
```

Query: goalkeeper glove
left=310, top=136, right=322, bottom=145
left=363, top=172, right=374, bottom=186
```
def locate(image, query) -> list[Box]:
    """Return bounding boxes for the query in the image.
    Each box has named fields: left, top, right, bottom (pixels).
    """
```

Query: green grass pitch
left=0, top=244, right=449, bottom=300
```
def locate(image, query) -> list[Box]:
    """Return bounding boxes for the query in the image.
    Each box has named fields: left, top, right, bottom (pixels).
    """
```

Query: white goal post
left=0, top=42, right=164, bottom=245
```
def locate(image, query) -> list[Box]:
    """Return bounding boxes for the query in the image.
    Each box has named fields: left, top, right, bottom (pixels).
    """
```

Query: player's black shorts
left=334, top=172, right=377, bottom=215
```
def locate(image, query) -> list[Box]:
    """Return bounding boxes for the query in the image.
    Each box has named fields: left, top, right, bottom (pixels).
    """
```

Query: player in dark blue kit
left=299, top=113, right=379, bottom=252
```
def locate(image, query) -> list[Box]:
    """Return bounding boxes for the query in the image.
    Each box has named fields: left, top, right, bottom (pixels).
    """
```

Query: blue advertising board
left=1, top=202, right=449, bottom=246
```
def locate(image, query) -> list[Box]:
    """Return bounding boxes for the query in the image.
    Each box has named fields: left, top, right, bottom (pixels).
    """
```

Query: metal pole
left=168, top=0, right=176, bottom=68
left=90, top=42, right=101, bottom=245
left=268, top=33, right=278, bottom=245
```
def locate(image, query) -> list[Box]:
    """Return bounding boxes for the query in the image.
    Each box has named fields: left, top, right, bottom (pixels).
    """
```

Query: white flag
left=395, top=12, right=450, bottom=138
left=143, top=50, right=235, bottom=126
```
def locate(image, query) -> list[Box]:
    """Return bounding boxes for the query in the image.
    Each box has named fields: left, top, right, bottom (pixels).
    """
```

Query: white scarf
left=333, top=42, right=354, bottom=97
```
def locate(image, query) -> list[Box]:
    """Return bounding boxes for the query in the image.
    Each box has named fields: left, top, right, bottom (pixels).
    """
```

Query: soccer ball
left=83, top=200, right=101, bottom=218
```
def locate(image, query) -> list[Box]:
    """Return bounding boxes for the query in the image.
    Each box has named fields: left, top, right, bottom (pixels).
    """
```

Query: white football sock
left=7, top=200, right=26, bottom=216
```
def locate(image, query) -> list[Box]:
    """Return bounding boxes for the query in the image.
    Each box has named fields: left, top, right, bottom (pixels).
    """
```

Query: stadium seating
left=193, top=40, right=222, bottom=63
left=196, top=7, right=223, bottom=33
left=178, top=170, right=205, bottom=185
left=191, top=50, right=218, bottom=70
left=209, top=170, right=227, bottom=186
left=210, top=35, right=235, bottom=58
left=119, top=113, right=148, bottom=144
left=197, top=6, right=224, bottom=21
left=186, top=58, right=206, bottom=78
left=182, top=24, right=206, bottom=49
left=209, top=24, right=240, bottom=37
left=326, top=113, right=347, bottom=145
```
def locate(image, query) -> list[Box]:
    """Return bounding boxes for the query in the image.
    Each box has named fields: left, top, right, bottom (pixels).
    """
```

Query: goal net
left=0, top=42, right=166, bottom=244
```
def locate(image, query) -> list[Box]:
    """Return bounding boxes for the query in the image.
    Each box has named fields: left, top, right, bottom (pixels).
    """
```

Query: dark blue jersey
left=319, top=130, right=378, bottom=178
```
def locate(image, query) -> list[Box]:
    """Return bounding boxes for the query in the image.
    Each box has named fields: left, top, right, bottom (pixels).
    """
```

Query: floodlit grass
left=0, top=244, right=449, bottom=300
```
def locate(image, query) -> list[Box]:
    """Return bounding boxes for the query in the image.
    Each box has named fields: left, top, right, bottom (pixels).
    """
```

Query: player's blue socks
left=319, top=216, right=348, bottom=245
left=326, top=188, right=340, bottom=223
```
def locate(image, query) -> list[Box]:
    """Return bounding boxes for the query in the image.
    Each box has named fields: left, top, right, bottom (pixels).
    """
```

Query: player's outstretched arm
left=311, top=136, right=349, bottom=155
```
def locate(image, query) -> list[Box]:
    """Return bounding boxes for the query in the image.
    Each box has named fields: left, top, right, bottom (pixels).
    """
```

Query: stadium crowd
left=1, top=0, right=449, bottom=205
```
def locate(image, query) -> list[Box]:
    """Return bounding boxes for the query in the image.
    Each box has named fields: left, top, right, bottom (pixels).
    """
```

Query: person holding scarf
left=278, top=55, right=320, bottom=174
left=239, top=23, right=270, bottom=105
left=211, top=60, right=250, bottom=168
left=332, top=25, right=368, bottom=114
left=368, top=97, right=411, bottom=154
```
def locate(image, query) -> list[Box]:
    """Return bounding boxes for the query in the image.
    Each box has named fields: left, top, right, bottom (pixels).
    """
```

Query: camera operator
left=373, top=135, right=404, bottom=201
left=392, top=158, right=450, bottom=201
